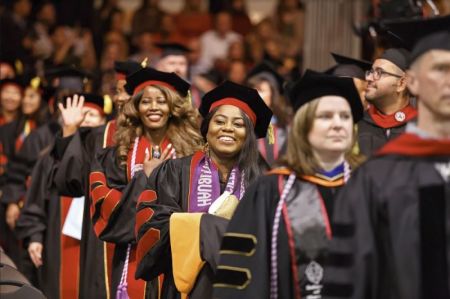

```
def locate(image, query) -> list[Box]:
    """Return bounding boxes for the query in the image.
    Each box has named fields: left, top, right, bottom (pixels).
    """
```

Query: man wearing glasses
left=357, top=48, right=416, bottom=156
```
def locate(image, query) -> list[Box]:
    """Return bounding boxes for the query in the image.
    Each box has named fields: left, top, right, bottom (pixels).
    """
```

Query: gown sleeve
left=134, top=159, right=183, bottom=281
left=15, top=154, right=55, bottom=246
left=213, top=175, right=280, bottom=299
left=323, top=163, right=378, bottom=299
left=89, top=146, right=147, bottom=244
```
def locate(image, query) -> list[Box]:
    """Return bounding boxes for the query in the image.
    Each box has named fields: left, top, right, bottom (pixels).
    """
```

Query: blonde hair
left=115, top=85, right=204, bottom=166
left=279, top=98, right=365, bottom=176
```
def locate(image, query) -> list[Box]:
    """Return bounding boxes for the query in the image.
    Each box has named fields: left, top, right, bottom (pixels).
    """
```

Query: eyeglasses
left=365, top=68, right=403, bottom=80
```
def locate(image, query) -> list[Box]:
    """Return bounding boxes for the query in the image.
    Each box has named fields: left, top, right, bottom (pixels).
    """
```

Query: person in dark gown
left=87, top=67, right=203, bottom=299
left=213, top=70, right=364, bottom=299
left=246, top=62, right=292, bottom=168
left=135, top=80, right=273, bottom=299
left=323, top=15, right=450, bottom=299
left=16, top=93, right=107, bottom=299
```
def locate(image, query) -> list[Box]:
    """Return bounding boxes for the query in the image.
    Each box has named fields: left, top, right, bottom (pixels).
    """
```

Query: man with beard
left=358, top=48, right=416, bottom=156
left=323, top=15, right=450, bottom=299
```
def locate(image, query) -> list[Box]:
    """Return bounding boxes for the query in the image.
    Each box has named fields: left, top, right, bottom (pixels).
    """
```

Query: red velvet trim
left=187, top=151, right=206, bottom=212
left=367, top=104, right=417, bottom=129
left=281, top=203, right=301, bottom=299
left=83, top=102, right=105, bottom=117
left=135, top=208, right=154, bottom=237
left=136, top=228, right=161, bottom=265
left=134, top=80, right=176, bottom=95
left=377, top=133, right=450, bottom=157
left=60, top=197, right=80, bottom=299
left=209, top=98, right=257, bottom=125
left=126, top=246, right=147, bottom=298
left=94, top=219, right=107, bottom=237
left=137, top=190, right=157, bottom=206
left=90, top=172, right=107, bottom=185
left=100, top=189, right=122, bottom=220
left=104, top=120, right=117, bottom=147
left=91, top=185, right=108, bottom=205
left=116, top=73, right=126, bottom=81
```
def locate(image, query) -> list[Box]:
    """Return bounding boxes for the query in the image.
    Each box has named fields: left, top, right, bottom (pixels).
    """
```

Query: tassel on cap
left=141, top=57, right=148, bottom=68
left=30, top=77, right=41, bottom=89
left=187, top=89, right=192, bottom=105
left=267, top=123, right=275, bottom=145
left=352, top=124, right=360, bottom=155
left=103, top=94, right=113, bottom=115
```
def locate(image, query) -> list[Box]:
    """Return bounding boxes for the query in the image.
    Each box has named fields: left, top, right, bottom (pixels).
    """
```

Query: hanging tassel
left=141, top=57, right=148, bottom=68
left=15, top=59, right=23, bottom=75
left=103, top=94, right=113, bottom=115
left=267, top=123, right=275, bottom=145
left=187, top=90, right=192, bottom=105
left=30, top=77, right=41, bottom=89
left=351, top=124, right=360, bottom=155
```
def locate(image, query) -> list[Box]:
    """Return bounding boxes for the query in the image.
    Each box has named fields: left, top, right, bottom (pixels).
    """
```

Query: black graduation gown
left=258, top=124, right=287, bottom=168
left=89, top=145, right=157, bottom=299
left=0, top=118, right=41, bottom=280
left=52, top=123, right=116, bottom=299
left=357, top=111, right=407, bottom=157
left=323, top=133, right=450, bottom=299
left=213, top=169, right=344, bottom=299
left=15, top=151, right=83, bottom=299
left=1, top=120, right=60, bottom=204
left=135, top=151, right=231, bottom=299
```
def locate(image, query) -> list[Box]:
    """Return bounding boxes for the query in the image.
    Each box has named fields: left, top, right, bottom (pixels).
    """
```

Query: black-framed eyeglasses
left=365, top=68, right=403, bottom=80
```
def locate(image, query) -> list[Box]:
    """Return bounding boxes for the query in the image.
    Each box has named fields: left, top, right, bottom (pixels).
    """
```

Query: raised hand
left=58, top=94, right=88, bottom=137
left=143, top=144, right=175, bottom=177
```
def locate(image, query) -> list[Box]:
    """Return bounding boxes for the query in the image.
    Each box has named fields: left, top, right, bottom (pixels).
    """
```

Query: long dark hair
left=200, top=106, right=261, bottom=186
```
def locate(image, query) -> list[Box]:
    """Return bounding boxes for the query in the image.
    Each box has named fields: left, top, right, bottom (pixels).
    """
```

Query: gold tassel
left=352, top=124, right=360, bottom=155
left=267, top=123, right=275, bottom=145
left=30, top=77, right=41, bottom=89
left=103, top=94, right=113, bottom=115
left=141, top=57, right=148, bottom=68
left=187, top=90, right=192, bottom=105
left=15, top=59, right=23, bottom=75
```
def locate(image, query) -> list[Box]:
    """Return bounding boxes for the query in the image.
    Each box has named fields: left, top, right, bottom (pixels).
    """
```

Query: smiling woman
left=87, top=67, right=203, bottom=299
left=213, top=70, right=365, bottom=299
left=134, top=80, right=272, bottom=299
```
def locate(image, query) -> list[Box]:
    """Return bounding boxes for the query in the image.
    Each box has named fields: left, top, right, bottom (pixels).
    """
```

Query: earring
left=203, top=142, right=209, bottom=154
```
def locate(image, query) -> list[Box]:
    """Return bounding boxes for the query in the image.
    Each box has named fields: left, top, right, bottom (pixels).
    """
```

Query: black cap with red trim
left=124, top=67, right=190, bottom=97
left=288, top=69, right=364, bottom=122
left=199, top=80, right=273, bottom=138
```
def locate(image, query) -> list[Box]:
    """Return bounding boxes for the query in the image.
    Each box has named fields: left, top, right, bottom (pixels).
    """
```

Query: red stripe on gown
left=60, top=196, right=81, bottom=299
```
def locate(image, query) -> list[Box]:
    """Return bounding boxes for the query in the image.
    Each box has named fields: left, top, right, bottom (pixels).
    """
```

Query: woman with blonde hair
left=89, top=67, right=203, bottom=299
left=214, top=70, right=364, bottom=299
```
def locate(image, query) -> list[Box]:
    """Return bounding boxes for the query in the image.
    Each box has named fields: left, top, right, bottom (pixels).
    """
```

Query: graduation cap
left=246, top=62, right=285, bottom=93
left=382, top=15, right=450, bottom=65
left=288, top=69, right=364, bottom=122
left=124, top=67, right=191, bottom=97
left=0, top=57, right=24, bottom=77
left=45, top=65, right=91, bottom=92
left=114, top=60, right=142, bottom=80
left=199, top=80, right=273, bottom=138
left=326, top=53, right=372, bottom=80
left=379, top=48, right=410, bottom=71
left=63, top=93, right=110, bottom=116
left=155, top=42, right=191, bottom=58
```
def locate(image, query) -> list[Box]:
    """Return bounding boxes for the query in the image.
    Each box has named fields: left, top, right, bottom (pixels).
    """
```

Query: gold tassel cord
left=267, top=123, right=275, bottom=145
left=141, top=57, right=148, bottom=68
left=103, top=94, right=113, bottom=115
